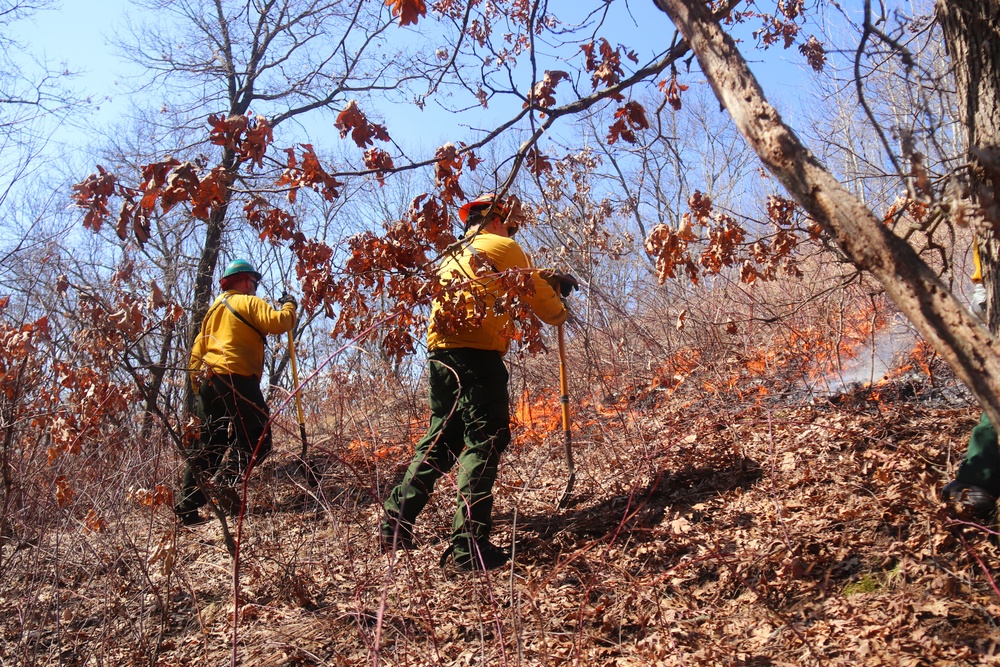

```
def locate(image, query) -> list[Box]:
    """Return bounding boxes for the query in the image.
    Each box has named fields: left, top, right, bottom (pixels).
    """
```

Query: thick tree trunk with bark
left=652, top=0, right=1000, bottom=427
left=183, top=147, right=237, bottom=411
left=937, top=0, right=1000, bottom=333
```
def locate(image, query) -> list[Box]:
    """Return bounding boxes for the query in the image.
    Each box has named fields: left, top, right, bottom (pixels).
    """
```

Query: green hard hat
left=222, top=258, right=262, bottom=281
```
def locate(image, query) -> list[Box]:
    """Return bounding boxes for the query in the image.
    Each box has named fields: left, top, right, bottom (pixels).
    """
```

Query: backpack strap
left=221, top=296, right=266, bottom=343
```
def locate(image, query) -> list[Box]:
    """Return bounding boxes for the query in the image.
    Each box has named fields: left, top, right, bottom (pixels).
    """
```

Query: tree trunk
left=652, top=0, right=1000, bottom=427
left=184, top=147, right=237, bottom=411
left=937, top=0, right=1000, bottom=333
left=140, top=315, right=175, bottom=440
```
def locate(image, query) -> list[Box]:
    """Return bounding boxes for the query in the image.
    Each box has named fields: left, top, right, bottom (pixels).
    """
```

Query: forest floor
left=3, top=360, right=1000, bottom=666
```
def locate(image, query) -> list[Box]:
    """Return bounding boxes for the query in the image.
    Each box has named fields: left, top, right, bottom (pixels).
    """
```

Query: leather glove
left=550, top=271, right=580, bottom=297
left=278, top=292, right=298, bottom=309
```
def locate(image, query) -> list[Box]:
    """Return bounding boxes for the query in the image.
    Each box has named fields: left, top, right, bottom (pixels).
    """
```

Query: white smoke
left=819, top=317, right=919, bottom=394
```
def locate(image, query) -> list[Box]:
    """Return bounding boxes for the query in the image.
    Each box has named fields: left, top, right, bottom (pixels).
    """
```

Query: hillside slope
left=2, top=371, right=999, bottom=666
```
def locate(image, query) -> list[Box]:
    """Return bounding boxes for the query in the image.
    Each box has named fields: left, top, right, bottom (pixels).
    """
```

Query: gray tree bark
left=652, top=0, right=1000, bottom=427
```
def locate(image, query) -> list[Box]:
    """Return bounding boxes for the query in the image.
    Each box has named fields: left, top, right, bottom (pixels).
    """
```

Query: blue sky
left=20, top=0, right=133, bottom=110
left=16, top=0, right=814, bottom=160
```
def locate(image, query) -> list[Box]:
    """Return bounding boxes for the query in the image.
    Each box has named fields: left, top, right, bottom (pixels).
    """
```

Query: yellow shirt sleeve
left=489, top=239, right=567, bottom=326
left=973, top=238, right=982, bottom=283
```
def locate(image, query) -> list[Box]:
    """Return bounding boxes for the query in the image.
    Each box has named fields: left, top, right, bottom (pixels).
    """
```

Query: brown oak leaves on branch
left=577, top=39, right=655, bottom=144
left=208, top=113, right=273, bottom=168
left=277, top=144, right=343, bottom=204
left=73, top=111, right=474, bottom=361
left=723, top=2, right=826, bottom=72
left=580, top=38, right=638, bottom=96
left=384, top=0, right=427, bottom=27
left=335, top=101, right=390, bottom=148
left=607, top=101, right=650, bottom=145
left=658, top=72, right=690, bottom=111
left=645, top=192, right=802, bottom=285
left=72, top=114, right=273, bottom=247
left=73, top=166, right=116, bottom=233
left=434, top=143, right=481, bottom=205
left=525, top=70, right=570, bottom=114
left=335, top=100, right=395, bottom=184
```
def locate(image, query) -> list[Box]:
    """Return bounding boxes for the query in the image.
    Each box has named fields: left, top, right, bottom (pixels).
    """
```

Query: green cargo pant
left=175, top=373, right=273, bottom=515
left=955, top=412, right=1000, bottom=497
left=382, top=348, right=511, bottom=558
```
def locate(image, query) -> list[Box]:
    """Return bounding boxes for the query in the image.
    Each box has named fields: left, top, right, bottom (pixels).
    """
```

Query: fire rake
left=288, top=329, right=319, bottom=487
left=556, top=323, right=576, bottom=508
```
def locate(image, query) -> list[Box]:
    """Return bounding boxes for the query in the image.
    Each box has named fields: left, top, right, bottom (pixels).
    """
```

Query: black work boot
left=941, top=480, right=997, bottom=521
left=450, top=538, right=510, bottom=571
left=380, top=519, right=415, bottom=554
left=176, top=509, right=208, bottom=527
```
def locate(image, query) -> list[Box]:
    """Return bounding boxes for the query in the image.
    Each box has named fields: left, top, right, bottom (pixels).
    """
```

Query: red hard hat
left=458, top=193, right=508, bottom=224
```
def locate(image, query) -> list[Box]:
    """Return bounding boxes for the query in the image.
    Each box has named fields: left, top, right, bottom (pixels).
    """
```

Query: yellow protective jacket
left=427, top=232, right=567, bottom=354
left=190, top=291, right=296, bottom=381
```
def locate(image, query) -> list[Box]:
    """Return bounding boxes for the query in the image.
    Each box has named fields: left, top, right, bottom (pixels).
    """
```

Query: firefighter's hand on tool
left=278, top=292, right=297, bottom=309
left=552, top=272, right=579, bottom=297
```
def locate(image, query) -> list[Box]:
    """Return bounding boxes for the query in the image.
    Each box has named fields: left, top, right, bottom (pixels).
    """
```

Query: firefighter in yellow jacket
left=381, top=194, right=577, bottom=570
left=175, top=259, right=297, bottom=525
